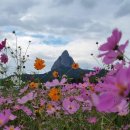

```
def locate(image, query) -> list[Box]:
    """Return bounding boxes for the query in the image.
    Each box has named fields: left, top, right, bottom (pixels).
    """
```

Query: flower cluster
left=0, top=28, right=130, bottom=130
left=0, top=39, right=8, bottom=64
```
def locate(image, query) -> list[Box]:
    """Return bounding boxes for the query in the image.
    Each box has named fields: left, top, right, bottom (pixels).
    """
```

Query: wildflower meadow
left=0, top=28, right=130, bottom=130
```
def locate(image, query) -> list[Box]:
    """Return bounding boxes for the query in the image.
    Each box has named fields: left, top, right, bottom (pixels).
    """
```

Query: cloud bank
left=0, top=0, right=130, bottom=74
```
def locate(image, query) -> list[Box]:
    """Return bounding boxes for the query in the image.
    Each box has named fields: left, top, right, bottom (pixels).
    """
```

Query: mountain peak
left=61, top=50, right=69, bottom=56
left=51, top=50, right=74, bottom=71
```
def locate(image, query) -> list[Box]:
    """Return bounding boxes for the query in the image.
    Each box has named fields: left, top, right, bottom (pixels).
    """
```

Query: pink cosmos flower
left=1, top=39, right=6, bottom=48
left=62, top=84, right=76, bottom=92
left=46, top=102, right=60, bottom=115
left=62, top=98, right=80, bottom=114
left=13, top=105, right=32, bottom=116
left=20, top=106, right=32, bottom=116
left=95, top=65, right=130, bottom=96
left=92, top=92, right=122, bottom=112
left=17, top=91, right=37, bottom=104
left=0, top=44, right=3, bottom=51
left=98, top=28, right=129, bottom=64
left=0, top=113, right=9, bottom=127
left=0, top=53, right=8, bottom=64
left=101, top=41, right=128, bottom=64
left=77, top=83, right=88, bottom=89
left=0, top=109, right=16, bottom=127
left=19, top=86, right=28, bottom=95
left=117, top=100, right=129, bottom=116
left=13, top=105, right=21, bottom=111
left=4, top=125, right=21, bottom=130
left=87, top=117, right=97, bottom=124
left=44, top=78, right=67, bottom=88
left=0, top=97, right=6, bottom=105
left=82, top=100, right=92, bottom=111
left=40, top=99, right=45, bottom=106
left=92, top=65, right=130, bottom=113
left=0, top=39, right=6, bottom=51
left=6, top=97, right=13, bottom=104
left=99, top=28, right=122, bottom=51
left=74, top=95, right=84, bottom=102
left=75, top=87, right=91, bottom=102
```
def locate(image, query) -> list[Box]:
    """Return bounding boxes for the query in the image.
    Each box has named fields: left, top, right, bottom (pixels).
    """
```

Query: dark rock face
left=51, top=50, right=74, bottom=71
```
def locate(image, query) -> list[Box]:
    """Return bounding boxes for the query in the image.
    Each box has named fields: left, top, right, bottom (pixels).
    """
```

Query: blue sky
left=0, top=0, right=130, bottom=74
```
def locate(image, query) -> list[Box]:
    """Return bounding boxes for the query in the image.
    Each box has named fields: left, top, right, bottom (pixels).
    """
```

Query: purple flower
left=40, top=99, right=45, bottom=106
left=117, top=100, right=129, bottom=116
left=82, top=100, right=92, bottom=111
left=20, top=106, right=32, bottom=116
left=0, top=39, right=6, bottom=51
left=0, top=54, right=8, bottom=64
left=0, top=113, right=8, bottom=127
left=1, top=39, right=6, bottom=48
left=0, top=97, right=6, bottom=105
left=44, top=78, right=67, bottom=89
left=4, top=125, right=21, bottom=130
left=87, top=117, right=97, bottom=124
left=91, top=92, right=122, bottom=113
left=13, top=105, right=32, bottom=116
left=62, top=98, right=80, bottom=114
left=19, top=86, right=28, bottom=95
left=98, top=28, right=129, bottom=64
left=0, top=109, right=16, bottom=127
left=99, top=28, right=122, bottom=51
left=17, top=91, right=37, bottom=104
left=46, top=102, right=60, bottom=115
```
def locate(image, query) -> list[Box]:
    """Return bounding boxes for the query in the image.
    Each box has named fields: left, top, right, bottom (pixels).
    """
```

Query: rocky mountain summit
left=51, top=50, right=74, bottom=71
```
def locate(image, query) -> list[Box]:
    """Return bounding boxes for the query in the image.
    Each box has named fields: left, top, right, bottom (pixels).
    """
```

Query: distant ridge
left=21, top=50, right=93, bottom=82
left=0, top=52, right=107, bottom=85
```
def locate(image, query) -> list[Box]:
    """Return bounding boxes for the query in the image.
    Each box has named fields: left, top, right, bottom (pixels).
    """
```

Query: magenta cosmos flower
left=20, top=106, right=32, bottom=116
left=19, top=86, right=28, bottom=95
left=0, top=54, right=8, bottom=64
left=98, top=28, right=129, bottom=64
left=87, top=117, right=97, bottom=124
left=92, top=66, right=130, bottom=113
left=13, top=105, right=32, bottom=116
left=0, top=96, right=6, bottom=105
left=4, top=125, right=21, bottom=130
left=44, top=78, right=67, bottom=89
left=17, top=91, right=37, bottom=104
left=92, top=92, right=122, bottom=113
left=99, top=66, right=130, bottom=96
left=0, top=109, right=16, bottom=127
left=0, top=39, right=6, bottom=51
left=117, top=99, right=129, bottom=116
left=62, top=98, right=80, bottom=114
left=46, top=102, right=61, bottom=115
left=0, top=113, right=9, bottom=127
left=99, top=28, right=122, bottom=51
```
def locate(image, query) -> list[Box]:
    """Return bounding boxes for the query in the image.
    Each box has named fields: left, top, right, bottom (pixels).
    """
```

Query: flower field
left=0, top=28, right=130, bottom=130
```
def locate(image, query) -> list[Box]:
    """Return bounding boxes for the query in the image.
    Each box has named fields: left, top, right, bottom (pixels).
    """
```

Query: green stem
left=101, top=116, right=104, bottom=130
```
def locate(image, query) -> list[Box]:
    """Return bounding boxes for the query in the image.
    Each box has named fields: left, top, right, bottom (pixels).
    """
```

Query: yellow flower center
left=10, top=126, right=14, bottom=130
left=35, top=109, right=39, bottom=113
left=0, top=119, right=3, bottom=125
left=52, top=71, right=59, bottom=78
left=47, top=104, right=53, bottom=110
left=116, top=84, right=127, bottom=96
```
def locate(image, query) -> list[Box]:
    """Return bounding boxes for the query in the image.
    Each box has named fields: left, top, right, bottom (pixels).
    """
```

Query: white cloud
left=1, top=33, right=103, bottom=75
left=0, top=0, right=130, bottom=75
